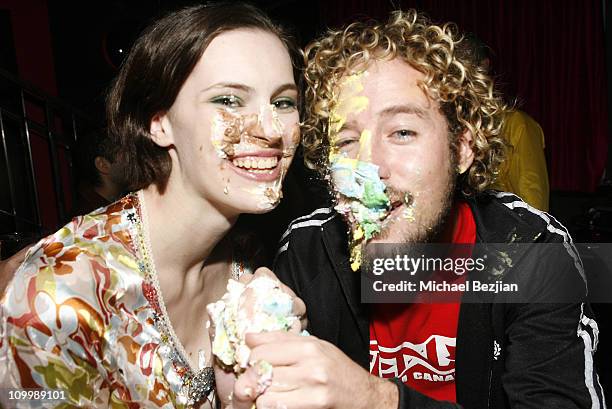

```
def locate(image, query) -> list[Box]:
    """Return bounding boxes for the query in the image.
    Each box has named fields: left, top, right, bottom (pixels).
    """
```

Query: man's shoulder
left=277, top=207, right=340, bottom=255
left=281, top=207, right=339, bottom=237
left=472, top=191, right=570, bottom=244
left=504, top=110, right=541, bottom=130
left=503, top=110, right=545, bottom=145
left=478, top=191, right=587, bottom=286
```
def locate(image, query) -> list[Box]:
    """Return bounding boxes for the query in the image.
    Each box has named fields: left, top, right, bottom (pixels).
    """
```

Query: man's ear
left=94, top=157, right=112, bottom=175
left=149, top=112, right=174, bottom=147
left=457, top=129, right=475, bottom=174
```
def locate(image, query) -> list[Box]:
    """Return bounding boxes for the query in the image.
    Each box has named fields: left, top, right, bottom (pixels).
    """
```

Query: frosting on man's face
left=330, top=155, right=391, bottom=270
left=328, top=73, right=393, bottom=270
left=327, top=60, right=459, bottom=270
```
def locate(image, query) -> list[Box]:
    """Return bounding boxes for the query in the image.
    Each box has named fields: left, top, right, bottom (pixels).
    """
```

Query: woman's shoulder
left=28, top=194, right=137, bottom=265
left=0, top=194, right=155, bottom=397
left=70, top=193, right=139, bottom=246
left=3, top=194, right=142, bottom=314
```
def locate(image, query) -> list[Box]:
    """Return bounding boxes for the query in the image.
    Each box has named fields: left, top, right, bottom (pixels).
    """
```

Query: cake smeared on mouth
left=208, top=277, right=304, bottom=394
left=327, top=71, right=422, bottom=271
left=327, top=72, right=392, bottom=271
left=210, top=105, right=298, bottom=208
left=330, top=153, right=420, bottom=271
left=329, top=155, right=391, bottom=271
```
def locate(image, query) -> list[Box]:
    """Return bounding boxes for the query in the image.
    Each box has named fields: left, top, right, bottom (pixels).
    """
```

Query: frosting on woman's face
left=210, top=105, right=299, bottom=209
left=154, top=29, right=299, bottom=215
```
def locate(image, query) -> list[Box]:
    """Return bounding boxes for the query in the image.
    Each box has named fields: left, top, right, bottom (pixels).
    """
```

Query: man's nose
left=366, top=138, right=391, bottom=180
left=250, top=104, right=283, bottom=145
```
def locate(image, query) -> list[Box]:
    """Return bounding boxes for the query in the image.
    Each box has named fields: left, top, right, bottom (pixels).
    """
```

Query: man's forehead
left=333, top=59, right=437, bottom=116
left=335, top=59, right=428, bottom=95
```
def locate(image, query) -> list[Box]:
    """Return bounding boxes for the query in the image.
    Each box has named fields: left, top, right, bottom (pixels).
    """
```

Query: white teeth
left=231, top=156, right=278, bottom=171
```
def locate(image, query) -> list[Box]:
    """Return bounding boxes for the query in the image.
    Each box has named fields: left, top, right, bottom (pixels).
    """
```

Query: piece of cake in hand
left=207, top=276, right=300, bottom=374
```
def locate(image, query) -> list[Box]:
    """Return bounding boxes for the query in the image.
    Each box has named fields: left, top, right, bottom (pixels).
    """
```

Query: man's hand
left=212, top=267, right=307, bottom=408
left=232, top=331, right=399, bottom=409
left=0, top=246, right=30, bottom=296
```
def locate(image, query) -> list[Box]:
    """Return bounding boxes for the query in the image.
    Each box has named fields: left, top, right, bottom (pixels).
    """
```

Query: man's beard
left=377, top=176, right=456, bottom=243
left=369, top=145, right=458, bottom=244
left=330, top=139, right=460, bottom=271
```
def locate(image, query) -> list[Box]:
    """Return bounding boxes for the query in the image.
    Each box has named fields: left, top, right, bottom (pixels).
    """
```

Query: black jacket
left=274, top=191, right=605, bottom=409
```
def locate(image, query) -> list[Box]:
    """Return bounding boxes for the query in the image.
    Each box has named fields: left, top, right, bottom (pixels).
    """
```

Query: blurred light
left=102, top=20, right=140, bottom=70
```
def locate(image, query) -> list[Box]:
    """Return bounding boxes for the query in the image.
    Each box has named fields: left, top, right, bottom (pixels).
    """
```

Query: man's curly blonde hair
left=302, top=9, right=508, bottom=194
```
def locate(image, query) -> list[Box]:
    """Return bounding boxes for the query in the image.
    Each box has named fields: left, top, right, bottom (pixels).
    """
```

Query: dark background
left=0, top=0, right=611, bottom=402
left=3, top=0, right=610, bottom=220
left=1, top=0, right=610, bottom=231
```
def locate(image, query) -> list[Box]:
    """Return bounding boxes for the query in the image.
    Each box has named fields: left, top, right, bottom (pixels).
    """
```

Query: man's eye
left=334, top=138, right=358, bottom=148
left=392, top=129, right=416, bottom=141
left=211, top=95, right=243, bottom=108
left=272, top=98, right=297, bottom=111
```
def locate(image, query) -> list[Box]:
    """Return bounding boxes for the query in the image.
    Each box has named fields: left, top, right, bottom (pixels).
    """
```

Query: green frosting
left=363, top=220, right=380, bottom=239
left=362, top=180, right=389, bottom=208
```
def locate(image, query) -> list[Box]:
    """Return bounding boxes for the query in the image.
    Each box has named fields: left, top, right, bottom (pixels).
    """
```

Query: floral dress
left=0, top=193, right=215, bottom=408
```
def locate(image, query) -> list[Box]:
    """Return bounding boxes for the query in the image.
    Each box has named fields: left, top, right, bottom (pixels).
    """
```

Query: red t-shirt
left=369, top=201, right=476, bottom=402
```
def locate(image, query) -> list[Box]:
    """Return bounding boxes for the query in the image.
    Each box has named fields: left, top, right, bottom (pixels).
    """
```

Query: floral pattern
left=0, top=194, right=210, bottom=408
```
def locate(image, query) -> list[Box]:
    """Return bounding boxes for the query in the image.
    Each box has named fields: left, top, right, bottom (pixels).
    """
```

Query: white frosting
left=208, top=276, right=298, bottom=372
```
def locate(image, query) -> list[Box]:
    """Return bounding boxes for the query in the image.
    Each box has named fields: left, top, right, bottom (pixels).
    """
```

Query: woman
left=0, top=3, right=301, bottom=407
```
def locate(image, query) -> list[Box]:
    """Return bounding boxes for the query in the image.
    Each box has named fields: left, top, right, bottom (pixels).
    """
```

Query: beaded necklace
left=131, top=191, right=216, bottom=406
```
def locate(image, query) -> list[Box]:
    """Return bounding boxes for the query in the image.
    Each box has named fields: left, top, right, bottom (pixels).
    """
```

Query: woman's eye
left=211, top=95, right=243, bottom=108
left=392, top=129, right=416, bottom=141
left=272, top=98, right=297, bottom=111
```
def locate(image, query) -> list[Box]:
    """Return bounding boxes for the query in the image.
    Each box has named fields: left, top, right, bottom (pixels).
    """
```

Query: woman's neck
left=141, top=180, right=237, bottom=302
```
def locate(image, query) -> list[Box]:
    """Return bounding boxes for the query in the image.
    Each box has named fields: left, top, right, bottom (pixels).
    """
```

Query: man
left=71, top=127, right=124, bottom=216
left=464, top=33, right=550, bottom=212
left=230, top=9, right=605, bottom=409
left=492, top=109, right=550, bottom=211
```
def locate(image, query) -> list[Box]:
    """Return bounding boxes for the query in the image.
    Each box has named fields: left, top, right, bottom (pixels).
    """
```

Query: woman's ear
left=149, top=112, right=174, bottom=147
left=457, top=129, right=475, bottom=174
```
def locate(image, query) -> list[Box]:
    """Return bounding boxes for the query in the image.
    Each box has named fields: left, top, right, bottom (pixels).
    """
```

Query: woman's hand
left=212, top=266, right=307, bottom=408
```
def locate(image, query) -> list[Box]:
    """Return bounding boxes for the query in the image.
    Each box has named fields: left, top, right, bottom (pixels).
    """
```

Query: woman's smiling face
left=150, top=28, right=300, bottom=215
